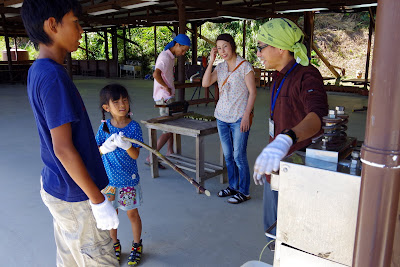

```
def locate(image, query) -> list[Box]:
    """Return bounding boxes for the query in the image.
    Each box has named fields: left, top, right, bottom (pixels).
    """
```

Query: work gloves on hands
left=90, top=194, right=119, bottom=230
left=100, top=132, right=132, bottom=154
left=99, top=133, right=117, bottom=154
left=114, top=132, right=132, bottom=150
left=253, top=134, right=293, bottom=185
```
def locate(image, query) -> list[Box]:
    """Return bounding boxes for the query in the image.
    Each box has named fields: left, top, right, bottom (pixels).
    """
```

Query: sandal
left=145, top=161, right=166, bottom=169
left=218, top=187, right=237, bottom=197
left=228, top=192, right=251, bottom=204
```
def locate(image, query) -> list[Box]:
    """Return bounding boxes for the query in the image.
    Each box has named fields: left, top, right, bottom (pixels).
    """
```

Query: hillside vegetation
left=309, top=13, right=374, bottom=79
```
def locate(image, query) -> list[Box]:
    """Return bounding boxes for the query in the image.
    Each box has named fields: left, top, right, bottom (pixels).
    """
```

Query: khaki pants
left=40, top=179, right=119, bottom=267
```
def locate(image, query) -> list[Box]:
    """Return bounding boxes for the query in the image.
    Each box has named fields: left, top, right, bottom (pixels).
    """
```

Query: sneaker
left=113, top=240, right=121, bottom=262
left=128, top=240, right=143, bottom=266
left=227, top=192, right=251, bottom=204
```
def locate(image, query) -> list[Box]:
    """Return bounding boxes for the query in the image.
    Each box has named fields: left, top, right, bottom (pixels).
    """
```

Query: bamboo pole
left=122, top=137, right=211, bottom=196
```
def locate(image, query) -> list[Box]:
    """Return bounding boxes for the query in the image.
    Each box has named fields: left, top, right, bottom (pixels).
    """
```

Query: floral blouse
left=214, top=55, right=254, bottom=123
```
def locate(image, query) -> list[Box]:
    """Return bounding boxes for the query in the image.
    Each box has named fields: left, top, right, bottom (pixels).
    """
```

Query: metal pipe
left=353, top=0, right=400, bottom=266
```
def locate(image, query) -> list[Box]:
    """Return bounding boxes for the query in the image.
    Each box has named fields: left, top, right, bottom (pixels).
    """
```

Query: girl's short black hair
left=100, top=84, right=131, bottom=107
left=100, top=84, right=132, bottom=134
left=216, top=34, right=237, bottom=53
left=21, top=0, right=82, bottom=46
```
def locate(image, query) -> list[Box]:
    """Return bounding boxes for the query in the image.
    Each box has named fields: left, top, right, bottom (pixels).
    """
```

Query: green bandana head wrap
left=257, top=18, right=309, bottom=66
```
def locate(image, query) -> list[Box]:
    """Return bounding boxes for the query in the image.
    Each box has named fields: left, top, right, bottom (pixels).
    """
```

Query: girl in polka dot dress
left=95, top=84, right=144, bottom=266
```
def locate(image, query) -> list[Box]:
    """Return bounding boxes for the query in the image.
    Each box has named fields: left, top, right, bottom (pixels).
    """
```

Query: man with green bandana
left=253, top=18, right=328, bottom=250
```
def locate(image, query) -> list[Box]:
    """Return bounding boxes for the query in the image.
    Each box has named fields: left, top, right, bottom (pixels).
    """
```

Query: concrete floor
left=0, top=77, right=368, bottom=267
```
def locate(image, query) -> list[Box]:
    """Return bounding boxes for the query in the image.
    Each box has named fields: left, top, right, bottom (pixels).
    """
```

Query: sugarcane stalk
left=122, top=136, right=211, bottom=196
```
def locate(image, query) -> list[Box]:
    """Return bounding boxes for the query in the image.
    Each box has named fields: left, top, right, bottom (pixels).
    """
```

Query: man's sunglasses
left=256, top=44, right=269, bottom=52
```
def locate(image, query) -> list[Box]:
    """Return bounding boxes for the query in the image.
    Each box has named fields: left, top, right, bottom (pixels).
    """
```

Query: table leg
left=220, top=142, right=227, bottom=184
left=148, top=128, right=159, bottom=178
left=196, top=136, right=205, bottom=194
left=173, top=133, right=181, bottom=155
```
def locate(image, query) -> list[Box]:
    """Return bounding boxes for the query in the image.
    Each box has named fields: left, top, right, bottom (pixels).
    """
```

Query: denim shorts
left=103, top=183, right=143, bottom=211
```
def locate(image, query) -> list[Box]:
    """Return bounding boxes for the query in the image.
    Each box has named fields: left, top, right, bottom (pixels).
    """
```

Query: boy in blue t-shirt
left=21, top=0, right=119, bottom=265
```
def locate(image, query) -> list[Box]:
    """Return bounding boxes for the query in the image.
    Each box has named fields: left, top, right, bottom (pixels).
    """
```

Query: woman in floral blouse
left=202, top=34, right=257, bottom=204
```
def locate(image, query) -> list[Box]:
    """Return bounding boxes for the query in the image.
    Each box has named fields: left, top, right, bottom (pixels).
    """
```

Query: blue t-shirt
left=95, top=120, right=143, bottom=187
left=27, top=58, right=109, bottom=202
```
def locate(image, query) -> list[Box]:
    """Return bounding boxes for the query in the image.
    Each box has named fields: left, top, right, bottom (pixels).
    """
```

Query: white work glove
left=99, top=133, right=117, bottom=154
left=89, top=194, right=119, bottom=230
left=253, top=134, right=293, bottom=185
left=114, top=132, right=132, bottom=150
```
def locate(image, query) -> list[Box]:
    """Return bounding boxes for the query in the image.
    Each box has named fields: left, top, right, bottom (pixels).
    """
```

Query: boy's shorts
left=40, top=177, right=118, bottom=266
left=155, top=97, right=175, bottom=116
left=103, top=183, right=143, bottom=211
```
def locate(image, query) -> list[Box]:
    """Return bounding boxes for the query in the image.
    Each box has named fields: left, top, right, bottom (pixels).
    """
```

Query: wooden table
left=323, top=77, right=336, bottom=81
left=141, top=115, right=227, bottom=193
left=341, top=78, right=370, bottom=86
left=175, top=81, right=218, bottom=106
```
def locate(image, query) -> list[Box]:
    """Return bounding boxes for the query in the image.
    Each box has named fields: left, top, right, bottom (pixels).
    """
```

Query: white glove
left=253, top=134, right=293, bottom=185
left=253, top=173, right=267, bottom=186
left=99, top=133, right=117, bottom=154
left=114, top=132, right=132, bottom=150
left=90, top=194, right=119, bottom=230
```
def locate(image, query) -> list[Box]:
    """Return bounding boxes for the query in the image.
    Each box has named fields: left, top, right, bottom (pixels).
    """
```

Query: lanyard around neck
left=270, top=62, right=298, bottom=119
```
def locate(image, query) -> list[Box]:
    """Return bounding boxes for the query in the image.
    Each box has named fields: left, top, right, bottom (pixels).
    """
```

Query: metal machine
left=271, top=106, right=362, bottom=267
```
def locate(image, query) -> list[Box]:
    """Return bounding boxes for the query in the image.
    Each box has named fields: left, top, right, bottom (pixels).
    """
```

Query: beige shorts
left=155, top=97, right=175, bottom=116
left=40, top=178, right=119, bottom=266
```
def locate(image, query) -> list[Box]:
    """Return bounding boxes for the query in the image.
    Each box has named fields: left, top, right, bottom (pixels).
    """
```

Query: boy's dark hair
left=216, top=34, right=237, bottom=53
left=21, top=0, right=82, bottom=46
left=100, top=84, right=132, bottom=134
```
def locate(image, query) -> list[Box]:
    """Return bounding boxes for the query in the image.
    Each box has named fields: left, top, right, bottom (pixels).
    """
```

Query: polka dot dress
left=95, top=119, right=143, bottom=187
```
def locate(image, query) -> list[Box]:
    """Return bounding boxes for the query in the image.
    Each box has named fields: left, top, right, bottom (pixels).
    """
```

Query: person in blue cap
left=146, top=34, right=191, bottom=167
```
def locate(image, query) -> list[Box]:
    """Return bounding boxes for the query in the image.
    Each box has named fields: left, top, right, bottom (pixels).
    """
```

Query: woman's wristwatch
left=281, top=129, right=298, bottom=144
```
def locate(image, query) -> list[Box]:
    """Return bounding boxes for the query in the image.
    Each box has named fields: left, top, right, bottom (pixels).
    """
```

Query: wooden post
left=14, top=37, right=18, bottom=61
left=304, top=11, right=315, bottom=59
left=149, top=129, right=159, bottom=178
left=186, top=26, right=215, bottom=46
left=177, top=0, right=186, bottom=102
left=123, top=28, right=127, bottom=63
left=364, top=8, right=374, bottom=89
left=154, top=26, right=157, bottom=63
left=195, top=135, right=205, bottom=193
left=191, top=23, right=198, bottom=65
left=242, top=20, right=246, bottom=58
left=112, top=27, right=118, bottom=77
left=352, top=0, right=400, bottom=266
left=1, top=13, right=13, bottom=81
left=66, top=52, right=73, bottom=80
left=84, top=31, right=89, bottom=69
left=104, top=28, right=110, bottom=78
left=312, top=43, right=340, bottom=78
left=173, top=133, right=181, bottom=155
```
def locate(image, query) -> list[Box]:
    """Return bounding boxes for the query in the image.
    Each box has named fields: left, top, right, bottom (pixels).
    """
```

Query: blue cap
left=164, top=34, right=191, bottom=50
